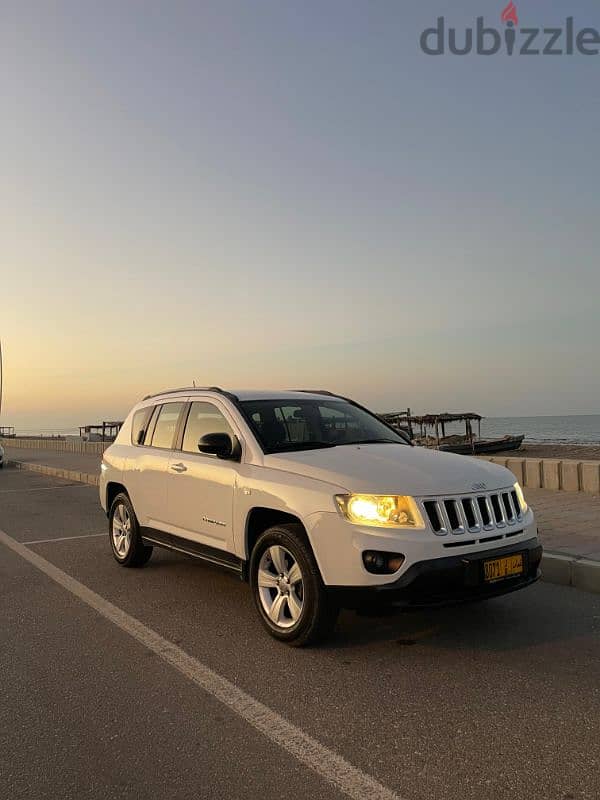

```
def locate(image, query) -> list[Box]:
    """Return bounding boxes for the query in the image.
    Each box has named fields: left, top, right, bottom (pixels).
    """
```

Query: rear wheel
left=250, top=523, right=338, bottom=646
left=109, top=493, right=153, bottom=567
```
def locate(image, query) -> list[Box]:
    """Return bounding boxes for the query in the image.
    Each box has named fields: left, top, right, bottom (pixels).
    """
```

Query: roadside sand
left=495, top=443, right=600, bottom=461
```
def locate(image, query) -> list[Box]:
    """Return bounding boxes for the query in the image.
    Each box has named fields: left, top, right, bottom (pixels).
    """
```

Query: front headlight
left=335, top=494, right=424, bottom=529
left=514, top=482, right=528, bottom=513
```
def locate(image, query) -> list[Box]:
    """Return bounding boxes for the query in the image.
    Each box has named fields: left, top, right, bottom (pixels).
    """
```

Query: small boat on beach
left=380, top=410, right=525, bottom=456
left=438, top=433, right=525, bottom=455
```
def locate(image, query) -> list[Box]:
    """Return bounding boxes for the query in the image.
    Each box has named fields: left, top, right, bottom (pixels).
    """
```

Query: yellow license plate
left=483, top=554, right=523, bottom=582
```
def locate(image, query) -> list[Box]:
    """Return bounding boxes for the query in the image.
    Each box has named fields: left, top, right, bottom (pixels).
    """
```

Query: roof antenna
left=193, top=380, right=196, bottom=388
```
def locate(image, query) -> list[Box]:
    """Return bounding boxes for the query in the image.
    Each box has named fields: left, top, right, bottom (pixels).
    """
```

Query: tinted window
left=275, top=405, right=310, bottom=443
left=142, top=405, right=161, bottom=446
left=131, top=406, right=153, bottom=446
left=150, top=403, right=185, bottom=449
left=240, top=398, right=405, bottom=454
left=182, top=402, right=234, bottom=454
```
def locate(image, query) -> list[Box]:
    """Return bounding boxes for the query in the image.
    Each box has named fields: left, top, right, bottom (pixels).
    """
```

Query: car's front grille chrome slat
left=438, top=502, right=453, bottom=535
left=422, top=489, right=523, bottom=538
left=511, top=490, right=523, bottom=522
left=505, top=491, right=519, bottom=523
left=470, top=497, right=484, bottom=530
left=453, top=500, right=469, bottom=534
left=461, top=498, right=480, bottom=532
left=502, top=492, right=515, bottom=524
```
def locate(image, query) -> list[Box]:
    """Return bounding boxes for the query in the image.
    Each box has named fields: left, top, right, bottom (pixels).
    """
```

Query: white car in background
left=99, top=387, right=541, bottom=645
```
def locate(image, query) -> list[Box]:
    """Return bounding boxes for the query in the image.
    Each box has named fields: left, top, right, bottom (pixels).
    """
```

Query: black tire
left=109, top=492, right=153, bottom=567
left=250, top=523, right=338, bottom=646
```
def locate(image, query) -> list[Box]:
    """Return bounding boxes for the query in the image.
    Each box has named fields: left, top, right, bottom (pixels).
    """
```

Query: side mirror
left=198, top=432, right=240, bottom=460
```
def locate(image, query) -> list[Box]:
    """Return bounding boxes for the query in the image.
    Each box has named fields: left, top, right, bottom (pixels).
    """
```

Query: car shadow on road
left=324, top=583, right=600, bottom=653
left=116, top=551, right=600, bottom=656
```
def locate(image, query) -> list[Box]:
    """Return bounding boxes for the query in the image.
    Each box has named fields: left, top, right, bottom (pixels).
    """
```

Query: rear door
left=128, top=401, right=187, bottom=529
left=165, top=399, right=239, bottom=553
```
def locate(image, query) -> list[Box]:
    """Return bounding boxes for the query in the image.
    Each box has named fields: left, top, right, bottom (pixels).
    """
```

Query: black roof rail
left=292, top=389, right=340, bottom=397
left=142, top=386, right=239, bottom=402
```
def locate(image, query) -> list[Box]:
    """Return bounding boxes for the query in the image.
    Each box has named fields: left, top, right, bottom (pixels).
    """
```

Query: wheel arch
left=245, top=507, right=311, bottom=563
left=106, top=481, right=128, bottom=514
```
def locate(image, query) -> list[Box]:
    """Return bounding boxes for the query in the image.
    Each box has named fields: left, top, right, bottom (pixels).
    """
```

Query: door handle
left=170, top=463, right=187, bottom=473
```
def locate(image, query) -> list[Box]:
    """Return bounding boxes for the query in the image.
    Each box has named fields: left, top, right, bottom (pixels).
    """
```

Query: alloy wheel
left=112, top=502, right=132, bottom=558
left=257, top=545, right=304, bottom=629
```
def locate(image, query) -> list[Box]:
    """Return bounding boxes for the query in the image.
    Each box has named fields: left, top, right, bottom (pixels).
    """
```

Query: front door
left=165, top=400, right=239, bottom=553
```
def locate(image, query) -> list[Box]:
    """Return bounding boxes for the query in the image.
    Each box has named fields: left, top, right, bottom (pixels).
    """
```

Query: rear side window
left=182, top=402, right=234, bottom=454
left=150, top=402, right=185, bottom=449
left=131, top=407, right=153, bottom=446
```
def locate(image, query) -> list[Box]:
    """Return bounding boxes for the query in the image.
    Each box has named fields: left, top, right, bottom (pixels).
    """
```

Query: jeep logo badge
left=472, top=482, right=487, bottom=491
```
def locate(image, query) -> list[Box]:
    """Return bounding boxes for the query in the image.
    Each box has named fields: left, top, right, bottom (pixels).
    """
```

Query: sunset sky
left=2, top=0, right=600, bottom=432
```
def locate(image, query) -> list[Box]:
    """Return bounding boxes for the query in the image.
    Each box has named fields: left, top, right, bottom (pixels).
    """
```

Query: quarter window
left=150, top=403, right=185, bottom=449
left=182, top=402, right=234, bottom=454
left=142, top=405, right=161, bottom=445
left=131, top=406, right=153, bottom=446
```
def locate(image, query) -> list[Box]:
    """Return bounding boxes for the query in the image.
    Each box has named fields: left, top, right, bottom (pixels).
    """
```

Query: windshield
left=239, top=398, right=408, bottom=454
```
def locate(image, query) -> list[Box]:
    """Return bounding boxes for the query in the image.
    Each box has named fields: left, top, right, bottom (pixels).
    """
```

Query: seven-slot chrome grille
left=421, top=489, right=523, bottom=537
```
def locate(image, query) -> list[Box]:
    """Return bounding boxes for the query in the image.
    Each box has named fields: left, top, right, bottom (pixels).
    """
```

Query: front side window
left=150, top=402, right=185, bottom=449
left=240, top=398, right=406, bottom=454
left=182, top=401, right=234, bottom=454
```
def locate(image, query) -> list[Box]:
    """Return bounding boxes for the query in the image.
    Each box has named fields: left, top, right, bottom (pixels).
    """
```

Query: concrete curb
left=481, top=455, right=600, bottom=495
left=7, top=459, right=99, bottom=487
left=541, top=551, right=600, bottom=596
left=6, top=459, right=600, bottom=596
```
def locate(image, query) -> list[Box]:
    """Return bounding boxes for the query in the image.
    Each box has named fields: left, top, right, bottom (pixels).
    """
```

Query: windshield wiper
left=268, top=441, right=337, bottom=453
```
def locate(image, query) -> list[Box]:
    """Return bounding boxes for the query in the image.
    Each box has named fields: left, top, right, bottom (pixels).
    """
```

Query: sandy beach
left=495, top=443, right=600, bottom=461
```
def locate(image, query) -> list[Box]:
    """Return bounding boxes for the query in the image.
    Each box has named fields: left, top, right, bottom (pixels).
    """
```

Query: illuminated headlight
left=514, top=482, right=528, bottom=513
left=335, top=494, right=424, bottom=529
left=100, top=462, right=108, bottom=472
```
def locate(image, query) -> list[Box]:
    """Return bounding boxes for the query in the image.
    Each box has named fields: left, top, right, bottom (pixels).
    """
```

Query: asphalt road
left=1, top=467, right=600, bottom=800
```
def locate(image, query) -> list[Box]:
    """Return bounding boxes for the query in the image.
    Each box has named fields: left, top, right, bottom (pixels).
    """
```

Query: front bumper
left=328, top=538, right=543, bottom=609
left=306, top=506, right=538, bottom=587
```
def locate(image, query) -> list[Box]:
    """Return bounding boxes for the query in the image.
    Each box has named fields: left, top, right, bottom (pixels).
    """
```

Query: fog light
left=362, top=551, right=405, bottom=575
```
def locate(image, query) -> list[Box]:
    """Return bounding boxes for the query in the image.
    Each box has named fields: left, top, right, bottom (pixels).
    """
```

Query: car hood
left=264, top=444, right=515, bottom=496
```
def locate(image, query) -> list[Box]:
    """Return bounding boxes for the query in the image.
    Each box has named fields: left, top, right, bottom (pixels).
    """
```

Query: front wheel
left=250, top=523, right=338, bottom=646
left=109, top=493, right=153, bottom=567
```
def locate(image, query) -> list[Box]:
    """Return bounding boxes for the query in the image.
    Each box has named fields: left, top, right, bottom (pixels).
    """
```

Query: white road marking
left=23, top=533, right=106, bottom=545
left=0, top=527, right=401, bottom=800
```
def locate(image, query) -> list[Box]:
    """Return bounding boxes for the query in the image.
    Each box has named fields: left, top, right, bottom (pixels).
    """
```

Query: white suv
left=100, top=388, right=541, bottom=645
